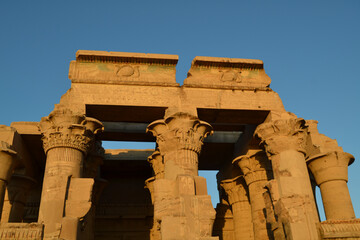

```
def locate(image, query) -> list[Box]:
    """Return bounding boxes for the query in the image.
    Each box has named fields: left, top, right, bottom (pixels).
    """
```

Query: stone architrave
left=233, top=150, right=273, bottom=240
left=220, top=176, right=254, bottom=240
left=1, top=174, right=36, bottom=223
left=0, top=140, right=18, bottom=217
left=255, top=117, right=320, bottom=240
left=307, top=151, right=355, bottom=220
left=147, top=110, right=217, bottom=240
left=38, top=108, right=103, bottom=238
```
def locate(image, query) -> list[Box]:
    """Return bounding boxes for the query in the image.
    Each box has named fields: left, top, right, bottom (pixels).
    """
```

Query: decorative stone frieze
left=0, top=223, right=44, bottom=240
left=220, top=176, right=254, bottom=240
left=233, top=151, right=273, bottom=240
left=307, top=151, right=355, bottom=220
left=319, top=219, right=360, bottom=239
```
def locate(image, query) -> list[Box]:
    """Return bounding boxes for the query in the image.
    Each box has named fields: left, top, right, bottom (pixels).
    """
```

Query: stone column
left=38, top=109, right=103, bottom=237
left=147, top=111, right=212, bottom=179
left=255, top=117, right=320, bottom=240
left=0, top=141, right=17, bottom=218
left=1, top=174, right=36, bottom=223
left=307, top=151, right=355, bottom=220
left=147, top=110, right=217, bottom=240
left=233, top=150, right=273, bottom=240
left=220, top=176, right=254, bottom=240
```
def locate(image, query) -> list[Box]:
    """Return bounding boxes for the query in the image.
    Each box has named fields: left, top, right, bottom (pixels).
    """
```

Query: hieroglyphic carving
left=0, top=223, right=43, bottom=240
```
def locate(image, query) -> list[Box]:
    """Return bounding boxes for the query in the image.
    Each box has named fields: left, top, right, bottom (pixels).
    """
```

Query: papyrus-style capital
left=233, top=151, right=271, bottom=185
left=146, top=112, right=213, bottom=154
left=255, top=117, right=308, bottom=156
left=39, top=109, right=103, bottom=154
left=307, top=151, right=354, bottom=185
left=220, top=176, right=249, bottom=205
left=147, top=151, right=164, bottom=179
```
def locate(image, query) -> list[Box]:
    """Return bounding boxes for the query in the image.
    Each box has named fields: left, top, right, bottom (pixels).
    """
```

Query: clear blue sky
left=1, top=1, right=359, bottom=221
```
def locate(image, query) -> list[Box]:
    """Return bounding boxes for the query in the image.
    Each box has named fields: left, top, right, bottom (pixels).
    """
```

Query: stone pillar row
left=38, top=109, right=104, bottom=240
left=145, top=109, right=218, bottom=240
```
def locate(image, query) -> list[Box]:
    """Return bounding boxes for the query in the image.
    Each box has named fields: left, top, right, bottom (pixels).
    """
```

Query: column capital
left=307, top=151, right=354, bottom=185
left=147, top=151, right=164, bottom=179
left=146, top=112, right=213, bottom=154
left=39, top=109, right=103, bottom=154
left=255, top=117, right=308, bottom=156
left=220, top=176, right=249, bottom=205
left=233, top=150, right=271, bottom=185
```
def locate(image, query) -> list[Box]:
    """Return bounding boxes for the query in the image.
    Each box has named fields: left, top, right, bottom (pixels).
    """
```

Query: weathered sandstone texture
left=0, top=50, right=358, bottom=239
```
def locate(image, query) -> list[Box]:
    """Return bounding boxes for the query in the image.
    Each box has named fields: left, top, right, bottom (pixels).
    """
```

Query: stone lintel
left=70, top=50, right=179, bottom=86
left=184, top=56, right=271, bottom=89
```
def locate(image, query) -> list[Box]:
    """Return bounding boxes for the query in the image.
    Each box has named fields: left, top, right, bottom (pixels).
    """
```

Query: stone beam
left=184, top=56, right=271, bottom=89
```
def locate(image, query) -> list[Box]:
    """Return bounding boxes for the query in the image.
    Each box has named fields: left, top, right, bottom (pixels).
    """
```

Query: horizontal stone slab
left=69, top=50, right=179, bottom=86
left=184, top=56, right=271, bottom=89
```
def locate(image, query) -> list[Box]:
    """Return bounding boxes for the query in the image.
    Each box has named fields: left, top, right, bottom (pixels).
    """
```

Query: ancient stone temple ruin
left=0, top=50, right=359, bottom=240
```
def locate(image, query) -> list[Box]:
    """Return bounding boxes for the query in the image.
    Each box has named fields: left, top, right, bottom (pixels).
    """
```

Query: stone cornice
left=146, top=112, right=213, bottom=154
left=255, top=117, right=308, bottom=156
left=39, top=109, right=103, bottom=154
